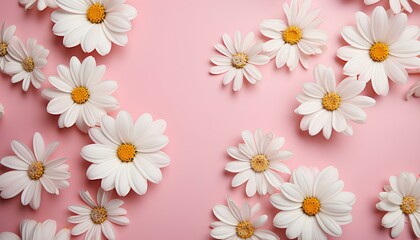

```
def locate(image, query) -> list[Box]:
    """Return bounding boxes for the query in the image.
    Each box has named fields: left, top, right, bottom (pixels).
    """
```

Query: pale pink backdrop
left=0, top=0, right=420, bottom=239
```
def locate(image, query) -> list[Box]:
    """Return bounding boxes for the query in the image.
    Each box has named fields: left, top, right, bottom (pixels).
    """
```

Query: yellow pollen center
left=401, top=196, right=417, bottom=215
left=90, top=206, right=107, bottom=224
left=27, top=161, right=45, bottom=180
left=322, top=92, right=341, bottom=111
left=0, top=42, right=7, bottom=57
left=71, top=87, right=90, bottom=104
left=302, top=197, right=321, bottom=216
left=282, top=26, right=303, bottom=45
left=236, top=221, right=255, bottom=239
left=87, top=3, right=106, bottom=24
left=22, top=57, right=35, bottom=72
left=117, top=143, right=136, bottom=163
left=250, top=154, right=269, bottom=173
left=369, top=42, right=389, bottom=62
left=232, top=53, right=248, bottom=69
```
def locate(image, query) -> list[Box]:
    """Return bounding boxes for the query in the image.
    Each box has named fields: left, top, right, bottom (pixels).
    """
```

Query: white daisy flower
left=364, top=0, right=420, bottom=14
left=81, top=111, right=170, bottom=197
left=376, top=172, right=420, bottom=238
left=3, top=38, right=49, bottom=91
left=0, top=22, right=17, bottom=71
left=259, top=0, right=327, bottom=71
left=42, top=56, right=119, bottom=132
left=210, top=31, right=270, bottom=91
left=337, top=6, right=420, bottom=96
left=68, top=188, right=129, bottom=240
left=271, top=166, right=356, bottom=240
left=0, top=219, right=70, bottom=240
left=210, top=197, right=279, bottom=240
left=51, top=0, right=137, bottom=56
left=0, top=232, right=20, bottom=240
left=0, top=103, right=4, bottom=119
left=295, top=64, right=375, bottom=139
left=225, top=129, right=292, bottom=197
left=0, top=132, right=70, bottom=210
left=19, top=0, right=57, bottom=11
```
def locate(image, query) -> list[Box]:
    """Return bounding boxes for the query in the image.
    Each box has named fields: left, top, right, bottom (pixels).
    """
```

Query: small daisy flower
left=337, top=6, right=420, bottom=96
left=68, top=188, right=129, bottom=240
left=271, top=166, right=356, bottom=240
left=364, top=0, right=420, bottom=14
left=0, top=22, right=17, bottom=71
left=19, top=0, right=57, bottom=11
left=376, top=172, right=420, bottom=238
left=260, top=0, right=327, bottom=71
left=0, top=132, right=70, bottom=210
left=225, top=129, right=292, bottom=197
left=3, top=38, right=49, bottom=91
left=0, top=103, right=4, bottom=118
left=51, top=0, right=137, bottom=56
left=210, top=31, right=270, bottom=91
left=295, top=64, right=375, bottom=139
left=0, top=219, right=70, bottom=240
left=211, top=197, right=279, bottom=240
left=81, top=111, right=170, bottom=197
left=42, top=56, right=119, bottom=132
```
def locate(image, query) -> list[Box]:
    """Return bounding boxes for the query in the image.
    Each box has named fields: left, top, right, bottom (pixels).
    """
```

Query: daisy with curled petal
left=19, top=0, right=57, bottom=11
left=210, top=31, right=270, bottom=91
left=364, top=0, right=420, bottom=14
left=3, top=38, right=49, bottom=91
left=225, top=129, right=292, bottom=197
left=68, top=188, right=129, bottom=240
left=0, top=22, right=17, bottom=71
left=260, top=0, right=327, bottom=71
left=337, top=6, right=420, bottom=96
left=295, top=64, right=375, bottom=139
left=51, top=0, right=137, bottom=56
left=271, top=166, right=356, bottom=240
left=81, top=111, right=170, bottom=197
left=42, top=56, right=119, bottom=132
left=0, top=219, right=70, bottom=240
left=376, top=172, right=420, bottom=238
left=0, top=132, right=70, bottom=210
left=211, top=197, right=279, bottom=240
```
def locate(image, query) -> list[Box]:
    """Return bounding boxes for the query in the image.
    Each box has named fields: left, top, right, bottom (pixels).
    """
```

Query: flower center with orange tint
left=27, top=161, right=45, bottom=180
left=322, top=92, right=341, bottom=111
left=282, top=26, right=302, bottom=45
left=236, top=221, right=255, bottom=238
left=232, top=53, right=248, bottom=69
left=401, top=196, right=417, bottom=215
left=0, top=42, right=7, bottom=57
left=250, top=154, right=269, bottom=172
left=71, top=87, right=90, bottom=104
left=22, top=57, right=35, bottom=72
left=117, top=143, right=137, bottom=163
left=302, top=197, right=321, bottom=216
left=91, top=206, right=107, bottom=224
left=369, top=42, right=389, bottom=62
left=87, top=3, right=106, bottom=24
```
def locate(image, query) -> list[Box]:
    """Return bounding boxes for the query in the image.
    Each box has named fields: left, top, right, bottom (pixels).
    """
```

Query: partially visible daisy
left=376, top=172, right=420, bottom=238
left=0, top=232, right=20, bottom=240
left=68, top=188, right=129, bottom=240
left=19, top=0, right=57, bottom=11
left=51, top=0, right=137, bottom=56
left=271, top=166, right=356, bottom=240
left=259, top=0, right=327, bottom=71
left=81, top=111, right=170, bottom=197
left=337, top=6, right=420, bottom=96
left=225, top=129, right=292, bottom=197
left=210, top=197, right=279, bottom=240
left=3, top=38, right=49, bottom=91
left=295, top=64, right=375, bottom=139
left=0, top=103, right=4, bottom=118
left=210, top=31, right=270, bottom=91
left=42, top=56, right=119, bottom=132
left=0, top=219, right=70, bottom=240
left=364, top=0, right=420, bottom=14
left=0, top=132, right=70, bottom=210
left=0, top=22, right=17, bottom=71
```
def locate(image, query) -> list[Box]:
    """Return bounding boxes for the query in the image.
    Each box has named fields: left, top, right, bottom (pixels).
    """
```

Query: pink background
left=1, top=0, right=420, bottom=239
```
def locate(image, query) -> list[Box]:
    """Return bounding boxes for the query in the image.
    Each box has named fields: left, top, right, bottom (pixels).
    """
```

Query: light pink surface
left=1, top=0, right=420, bottom=239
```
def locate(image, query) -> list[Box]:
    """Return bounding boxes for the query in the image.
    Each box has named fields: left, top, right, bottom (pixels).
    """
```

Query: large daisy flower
left=68, top=188, right=129, bottom=240
left=210, top=31, right=270, bottom=91
left=271, top=166, right=356, bottom=240
left=19, top=0, right=57, bottom=11
left=42, top=56, right=119, bottom=132
left=0, top=219, right=70, bottom=240
left=0, top=22, right=17, bottom=71
left=295, top=64, right=375, bottom=139
left=225, top=129, right=292, bottom=197
left=364, top=0, right=420, bottom=14
left=259, top=0, right=327, bottom=71
left=337, top=6, right=420, bottom=96
left=0, top=132, right=70, bottom=210
left=376, top=172, right=420, bottom=238
left=81, top=111, right=170, bottom=197
left=3, top=38, right=49, bottom=91
left=211, top=197, right=279, bottom=240
left=51, top=0, right=137, bottom=56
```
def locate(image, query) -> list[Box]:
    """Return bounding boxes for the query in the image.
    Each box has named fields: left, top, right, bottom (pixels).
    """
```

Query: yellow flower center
left=90, top=206, right=107, bottom=224
left=322, top=92, right=341, bottom=111
left=369, top=42, right=389, bottom=62
left=27, top=161, right=45, bottom=180
left=250, top=154, right=269, bottom=173
left=71, top=87, right=90, bottom=104
left=302, top=197, right=321, bottom=216
left=401, top=196, right=417, bottom=215
left=232, top=53, right=248, bottom=69
left=117, top=143, right=137, bottom=163
left=236, top=221, right=255, bottom=239
left=22, top=57, right=35, bottom=72
left=282, top=26, right=303, bottom=45
left=87, top=3, right=106, bottom=24
left=0, top=42, right=7, bottom=57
